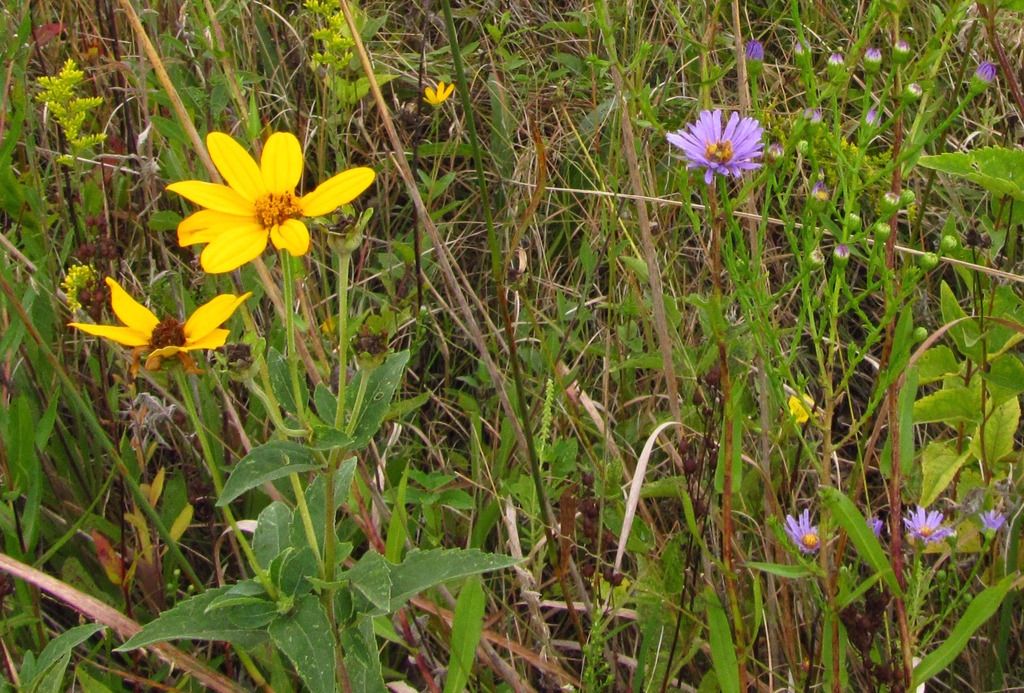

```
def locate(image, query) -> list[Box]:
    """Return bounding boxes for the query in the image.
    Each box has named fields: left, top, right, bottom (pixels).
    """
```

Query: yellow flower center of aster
left=150, top=317, right=187, bottom=349
left=705, top=140, right=734, bottom=164
left=254, top=192, right=302, bottom=229
left=801, top=533, right=819, bottom=550
left=918, top=525, right=933, bottom=537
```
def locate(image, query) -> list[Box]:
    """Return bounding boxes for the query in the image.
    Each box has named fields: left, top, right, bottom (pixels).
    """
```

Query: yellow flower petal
left=183, top=292, right=252, bottom=342
left=105, top=277, right=159, bottom=334
left=148, top=345, right=185, bottom=360
left=299, top=167, right=375, bottom=217
left=177, top=209, right=258, bottom=246
left=207, top=132, right=267, bottom=203
left=68, top=323, right=151, bottom=347
left=182, top=328, right=230, bottom=351
left=788, top=394, right=814, bottom=424
left=167, top=180, right=255, bottom=216
left=261, top=132, right=304, bottom=195
left=269, top=218, right=310, bottom=256
left=440, top=82, right=455, bottom=100
left=199, top=226, right=269, bottom=274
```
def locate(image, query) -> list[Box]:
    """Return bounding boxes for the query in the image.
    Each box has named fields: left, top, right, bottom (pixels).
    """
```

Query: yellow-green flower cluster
left=305, top=0, right=356, bottom=71
left=35, top=59, right=107, bottom=163
left=61, top=263, right=99, bottom=313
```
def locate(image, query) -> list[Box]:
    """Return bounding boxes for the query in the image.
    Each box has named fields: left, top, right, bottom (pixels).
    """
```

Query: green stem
left=173, top=370, right=277, bottom=599
left=289, top=472, right=323, bottom=567
left=281, top=252, right=308, bottom=428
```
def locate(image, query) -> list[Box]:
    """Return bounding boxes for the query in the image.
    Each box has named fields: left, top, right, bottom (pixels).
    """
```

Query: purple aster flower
left=980, top=510, right=1006, bottom=532
left=865, top=106, right=881, bottom=126
left=811, top=181, right=830, bottom=202
left=766, top=142, right=784, bottom=162
left=903, top=82, right=923, bottom=101
left=803, top=107, right=823, bottom=124
left=828, top=53, right=844, bottom=68
left=745, top=40, right=764, bottom=61
left=667, top=110, right=764, bottom=185
left=785, top=509, right=820, bottom=554
left=904, top=505, right=955, bottom=544
left=833, top=244, right=850, bottom=267
left=793, top=39, right=808, bottom=57
left=869, top=516, right=884, bottom=537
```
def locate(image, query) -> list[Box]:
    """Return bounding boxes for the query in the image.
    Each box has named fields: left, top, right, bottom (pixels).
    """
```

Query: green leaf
left=253, top=502, right=293, bottom=567
left=919, top=147, right=1024, bottom=201
left=939, top=281, right=980, bottom=362
left=916, top=345, right=961, bottom=384
left=820, top=488, right=902, bottom=596
left=913, top=385, right=982, bottom=425
left=25, top=624, right=104, bottom=693
left=389, top=549, right=518, bottom=610
left=619, top=255, right=649, bottom=282
left=344, top=551, right=394, bottom=614
left=218, top=441, right=323, bottom=506
left=444, top=578, right=485, bottom=693
left=117, top=587, right=266, bottom=650
left=310, top=426, right=354, bottom=451
left=268, top=596, right=337, bottom=693
left=313, top=382, right=337, bottom=423
left=986, top=354, right=1024, bottom=405
left=919, top=441, right=971, bottom=507
left=968, top=396, right=1020, bottom=465
left=268, top=347, right=308, bottom=415
left=289, top=460, right=356, bottom=553
left=278, top=547, right=318, bottom=598
left=704, top=587, right=739, bottom=693
left=745, top=562, right=816, bottom=579
left=341, top=617, right=386, bottom=693
left=912, top=574, right=1018, bottom=689
left=347, top=351, right=410, bottom=449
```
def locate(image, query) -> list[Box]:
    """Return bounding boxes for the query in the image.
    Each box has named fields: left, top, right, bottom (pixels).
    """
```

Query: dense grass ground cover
left=2, top=0, right=1024, bottom=690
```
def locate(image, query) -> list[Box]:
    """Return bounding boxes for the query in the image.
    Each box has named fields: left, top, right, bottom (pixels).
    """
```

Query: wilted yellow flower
left=69, top=277, right=250, bottom=374
left=424, top=81, right=455, bottom=106
left=167, top=132, right=375, bottom=273
left=788, top=394, right=814, bottom=424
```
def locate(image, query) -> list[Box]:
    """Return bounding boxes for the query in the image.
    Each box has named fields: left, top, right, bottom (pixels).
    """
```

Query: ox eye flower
left=69, top=277, right=250, bottom=374
left=424, top=81, right=455, bottom=106
left=167, top=132, right=375, bottom=274
left=666, top=109, right=764, bottom=184
left=785, top=509, right=820, bottom=554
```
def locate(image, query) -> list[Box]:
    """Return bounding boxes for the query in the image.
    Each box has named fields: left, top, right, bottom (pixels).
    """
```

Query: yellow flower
left=788, top=394, right=814, bottom=424
left=69, top=277, right=251, bottom=374
left=424, top=81, right=455, bottom=106
left=167, top=132, right=375, bottom=273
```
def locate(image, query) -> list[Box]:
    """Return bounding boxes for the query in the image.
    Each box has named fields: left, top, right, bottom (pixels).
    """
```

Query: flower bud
left=809, top=247, right=825, bottom=268
left=872, top=220, right=892, bottom=241
left=902, top=82, right=923, bottom=102
left=746, top=40, right=764, bottom=77
left=766, top=142, right=784, bottom=163
left=918, top=252, right=939, bottom=270
left=863, top=47, right=882, bottom=72
left=796, top=139, right=810, bottom=156
left=940, top=235, right=958, bottom=252
left=899, top=189, right=916, bottom=207
left=913, top=326, right=928, bottom=343
left=844, top=212, right=862, bottom=233
left=827, top=52, right=845, bottom=78
left=893, top=39, right=911, bottom=64
left=879, top=191, right=901, bottom=217
left=971, top=61, right=997, bottom=93
left=833, top=243, right=851, bottom=267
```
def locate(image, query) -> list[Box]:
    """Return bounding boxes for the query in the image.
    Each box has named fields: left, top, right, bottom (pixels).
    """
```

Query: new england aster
left=667, top=109, right=764, bottom=184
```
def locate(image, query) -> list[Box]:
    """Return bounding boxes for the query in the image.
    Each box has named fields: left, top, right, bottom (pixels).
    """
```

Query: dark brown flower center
left=150, top=317, right=186, bottom=348
left=254, top=192, right=302, bottom=228
left=704, top=140, right=734, bottom=163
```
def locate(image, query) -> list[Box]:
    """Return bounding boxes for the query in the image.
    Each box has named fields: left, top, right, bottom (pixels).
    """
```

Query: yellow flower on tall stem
left=167, top=132, right=375, bottom=273
left=69, top=277, right=251, bottom=374
left=424, top=81, right=455, bottom=106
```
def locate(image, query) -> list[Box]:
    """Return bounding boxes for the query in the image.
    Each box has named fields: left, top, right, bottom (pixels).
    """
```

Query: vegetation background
left=2, top=0, right=1024, bottom=690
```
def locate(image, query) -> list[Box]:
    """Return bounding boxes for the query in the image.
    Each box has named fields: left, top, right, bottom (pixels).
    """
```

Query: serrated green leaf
left=916, top=345, right=961, bottom=384
left=253, top=502, right=293, bottom=567
left=343, top=551, right=394, bottom=614
left=218, top=441, right=323, bottom=506
left=341, top=617, right=386, bottom=693
left=939, top=281, right=980, bottom=362
left=389, top=549, right=518, bottom=610
left=268, top=347, right=308, bottom=415
left=919, top=441, right=970, bottom=507
left=912, top=574, right=1018, bottom=688
left=820, top=487, right=902, bottom=596
left=986, top=354, right=1024, bottom=405
left=268, top=596, right=336, bottom=693
left=919, top=147, right=1024, bottom=200
left=117, top=587, right=266, bottom=651
left=348, top=351, right=409, bottom=449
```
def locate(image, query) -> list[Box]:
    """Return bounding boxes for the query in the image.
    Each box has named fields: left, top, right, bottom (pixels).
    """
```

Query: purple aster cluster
left=667, top=110, right=764, bottom=184
left=904, top=506, right=954, bottom=544
left=785, top=509, right=820, bottom=554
